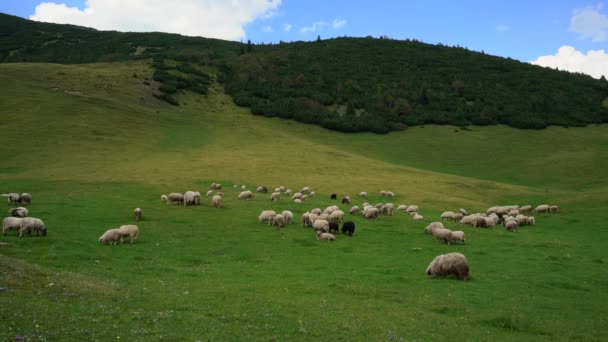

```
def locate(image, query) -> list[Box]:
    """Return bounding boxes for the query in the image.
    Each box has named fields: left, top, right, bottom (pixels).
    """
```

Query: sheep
left=459, top=215, right=478, bottom=226
left=282, top=210, right=293, bottom=224
left=349, top=206, right=360, bottom=216
left=459, top=208, right=467, bottom=215
left=330, top=210, right=345, bottom=223
left=483, top=217, right=496, bottom=228
left=329, top=222, right=339, bottom=234
left=519, top=205, right=532, bottom=213
left=413, top=213, right=424, bottom=221
left=426, top=253, right=469, bottom=280
left=505, top=219, right=519, bottom=232
left=258, top=210, right=277, bottom=224
left=99, top=228, right=123, bottom=245
left=359, top=192, right=368, bottom=198
left=313, top=219, right=330, bottom=233
left=309, top=191, right=316, bottom=197
left=257, top=186, right=268, bottom=193
left=406, top=205, right=419, bottom=213
left=397, top=205, right=408, bottom=211
left=291, top=192, right=303, bottom=200
left=210, top=183, right=222, bottom=190
left=441, top=211, right=455, bottom=220
left=386, top=191, right=395, bottom=198
left=284, top=189, right=293, bottom=197
left=118, top=224, right=138, bottom=243
left=18, top=193, right=32, bottom=206
left=330, top=193, right=337, bottom=200
left=300, top=187, right=311, bottom=194
left=319, top=213, right=331, bottom=221
left=272, top=214, right=285, bottom=228
left=508, top=209, right=519, bottom=216
left=134, top=208, right=143, bottom=221
left=452, top=213, right=464, bottom=221
left=238, top=191, right=254, bottom=200
left=206, top=190, right=214, bottom=198
left=341, top=196, right=351, bottom=205
left=1, top=193, right=20, bottom=206
left=550, top=205, right=560, bottom=213
left=301, top=212, right=311, bottom=227
left=166, top=193, right=184, bottom=205
left=363, top=207, right=379, bottom=219
left=316, top=231, right=335, bottom=241
left=279, top=186, right=286, bottom=192
left=528, top=216, right=536, bottom=225
left=19, top=217, right=47, bottom=237
left=194, top=192, right=202, bottom=205
left=270, top=192, right=281, bottom=201
left=450, top=231, right=465, bottom=245
left=362, top=202, right=370, bottom=207
left=241, top=185, right=247, bottom=190
left=9, top=207, right=28, bottom=218
left=341, top=221, right=355, bottom=236
left=302, top=194, right=309, bottom=201
left=382, top=206, right=394, bottom=216
left=161, top=194, right=168, bottom=202
left=212, top=195, right=222, bottom=208
left=424, top=222, right=445, bottom=235
left=233, top=184, right=239, bottom=191
left=324, top=206, right=339, bottom=215
left=311, top=208, right=322, bottom=216
left=293, top=199, right=303, bottom=204
left=431, top=228, right=453, bottom=243
left=534, top=204, right=550, bottom=213
left=183, top=191, right=197, bottom=206
left=3, top=217, right=23, bottom=236
left=380, top=190, right=387, bottom=196
left=307, top=213, right=319, bottom=226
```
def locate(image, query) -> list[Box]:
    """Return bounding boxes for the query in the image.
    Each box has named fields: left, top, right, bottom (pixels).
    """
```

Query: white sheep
left=1, top=193, right=20, bottom=206
left=549, top=205, right=560, bottom=213
left=397, top=205, right=408, bottom=211
left=241, top=185, right=247, bottom=190
left=330, top=210, right=345, bottom=223
left=519, top=205, right=532, bottom=213
left=386, top=191, right=395, bottom=198
left=9, top=207, right=28, bottom=218
left=309, top=191, right=316, bottom=197
left=282, top=210, right=293, bottom=224
left=424, top=222, right=445, bottom=234
left=285, top=189, right=294, bottom=196
left=459, top=208, right=467, bottom=215
left=505, top=219, right=519, bottom=232
left=212, top=195, right=222, bottom=208
left=99, top=228, right=123, bottom=245
left=349, top=206, right=360, bottom=215
left=432, top=228, right=453, bottom=243
left=301, top=212, right=311, bottom=227
left=316, top=231, right=336, bottom=241
left=313, top=219, right=330, bottom=233
left=359, top=191, right=368, bottom=198
left=440, top=211, right=455, bottom=220
left=18, top=193, right=32, bottom=205
left=413, top=213, right=424, bottom=221
left=193, top=192, right=201, bottom=205
left=258, top=210, right=277, bottom=224
left=238, top=190, right=254, bottom=200
left=291, top=192, right=303, bottom=200
left=426, top=253, right=469, bottom=280
left=293, top=198, right=303, bottom=204
left=406, top=205, right=419, bottom=213
left=161, top=194, right=168, bottom=202
left=166, top=193, right=184, bottom=205
left=311, top=208, right=322, bottom=216
left=271, top=192, right=281, bottom=201
left=300, top=187, right=311, bottom=194
left=2, top=217, right=23, bottom=236
left=118, top=224, right=138, bottom=243
left=134, top=208, right=142, bottom=221
left=363, top=207, right=379, bottom=219
left=450, top=231, right=465, bottom=245
left=273, top=214, right=285, bottom=228
left=210, top=183, right=222, bottom=190
left=206, top=190, right=214, bottom=198
left=19, top=217, right=46, bottom=237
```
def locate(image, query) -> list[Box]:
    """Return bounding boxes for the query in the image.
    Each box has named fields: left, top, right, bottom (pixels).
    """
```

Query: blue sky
left=1, top=1, right=606, bottom=77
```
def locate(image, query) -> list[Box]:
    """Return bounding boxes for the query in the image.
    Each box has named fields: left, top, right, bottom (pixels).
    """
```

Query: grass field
left=1, top=61, right=607, bottom=341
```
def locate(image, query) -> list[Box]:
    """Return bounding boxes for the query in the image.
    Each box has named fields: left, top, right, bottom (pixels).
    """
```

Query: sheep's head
left=41, top=225, right=47, bottom=236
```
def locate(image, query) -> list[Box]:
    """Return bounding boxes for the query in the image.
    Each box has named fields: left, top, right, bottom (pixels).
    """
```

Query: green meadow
left=0, top=61, right=607, bottom=341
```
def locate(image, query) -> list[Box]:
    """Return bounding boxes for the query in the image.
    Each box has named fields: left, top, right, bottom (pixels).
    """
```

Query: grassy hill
left=2, top=12, right=607, bottom=134
left=0, top=61, right=607, bottom=340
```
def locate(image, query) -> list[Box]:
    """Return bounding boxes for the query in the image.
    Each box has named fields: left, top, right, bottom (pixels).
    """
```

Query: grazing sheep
left=341, top=221, right=355, bottom=236
left=374, top=203, right=384, bottom=210
left=329, top=222, right=339, bottom=234
left=302, top=194, right=309, bottom=201
left=281, top=211, right=293, bottom=224
left=362, top=202, right=370, bottom=207
left=301, top=212, right=311, bottom=227
left=2, top=217, right=23, bottom=236
left=293, top=198, right=303, bottom=204
left=431, top=228, right=453, bottom=243
left=426, top=253, right=469, bottom=280
left=206, top=190, right=214, bottom=198
left=279, top=186, right=286, bottom=192
left=363, top=207, right=380, bottom=219
left=397, top=205, right=408, bottom=211
left=508, top=209, right=519, bottom=216
left=330, top=210, right=345, bottom=223
left=273, top=214, right=285, bottom=228
left=271, top=192, right=281, bottom=201
left=19, top=217, right=46, bottom=237
left=134, top=208, right=142, bottom=221
left=483, top=217, right=496, bottom=228
left=194, top=192, right=201, bottom=205
left=18, top=193, right=32, bottom=206
left=99, top=228, right=123, bottom=245
left=300, top=187, right=311, bottom=194
left=550, top=205, right=560, bottom=213
left=258, top=210, right=277, bottom=224
left=256, top=186, right=268, bottom=193
left=183, top=191, right=197, bottom=206
left=459, top=208, right=467, bottom=215
left=241, top=185, right=247, bottom=190
left=534, top=204, right=550, bottom=213
left=386, top=191, right=395, bottom=198
left=9, top=207, right=28, bottom=218
left=1, top=193, right=20, bottom=206
left=161, top=194, right=168, bottom=202
left=167, top=193, right=184, bottom=205
left=406, top=205, right=419, bottom=213
left=441, top=211, right=455, bottom=220
left=349, top=206, right=360, bottom=215
left=424, top=222, right=445, bottom=235
left=285, top=189, right=294, bottom=196
left=341, top=196, right=351, bottom=205
left=316, top=231, right=335, bottom=241
left=505, top=219, right=519, bottom=232
left=359, top=191, right=368, bottom=198
left=118, top=224, right=138, bottom=243
left=519, top=205, right=532, bottom=213
left=528, top=216, right=536, bottom=225
left=309, top=191, right=316, bottom=197
left=212, top=195, right=222, bottom=208
left=459, top=215, right=477, bottom=226
left=311, top=208, right=322, bottom=216
left=319, top=213, right=331, bottom=221
left=382, top=206, right=394, bottom=216
left=291, top=192, right=303, bottom=200
left=450, top=231, right=465, bottom=245
left=330, top=193, right=337, bottom=200
left=313, top=219, right=330, bottom=233
left=413, top=213, right=424, bottom=221
left=380, top=191, right=387, bottom=197
left=233, top=184, right=239, bottom=191
left=238, top=191, right=254, bottom=200
left=452, top=213, right=464, bottom=221
left=210, top=183, right=222, bottom=190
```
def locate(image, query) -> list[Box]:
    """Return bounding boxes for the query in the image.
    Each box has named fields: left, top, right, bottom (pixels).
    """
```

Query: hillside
left=2, top=12, right=607, bottom=133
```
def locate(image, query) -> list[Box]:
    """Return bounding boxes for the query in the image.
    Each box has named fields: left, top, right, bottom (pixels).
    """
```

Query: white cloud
left=29, top=0, right=282, bottom=41
left=262, top=25, right=273, bottom=33
left=530, top=45, right=608, bottom=79
left=495, top=24, right=509, bottom=32
left=569, top=4, right=608, bottom=41
left=283, top=23, right=292, bottom=32
left=300, top=21, right=327, bottom=33
left=332, top=19, right=347, bottom=29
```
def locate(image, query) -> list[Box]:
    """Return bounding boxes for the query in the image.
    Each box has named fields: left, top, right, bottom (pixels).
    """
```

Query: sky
left=0, top=0, right=606, bottom=78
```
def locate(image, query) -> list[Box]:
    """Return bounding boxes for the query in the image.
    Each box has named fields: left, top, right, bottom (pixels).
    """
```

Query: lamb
left=2, top=217, right=23, bottom=236
left=19, top=217, right=47, bottom=237
left=432, top=228, right=453, bottom=243
left=1, top=193, right=20, bottom=206
left=118, top=224, right=138, bottom=243
left=534, top=204, right=550, bottom=213
left=238, top=190, right=254, bottom=200
left=316, top=231, right=335, bottom=241
left=341, top=196, right=351, bottom=205
left=9, top=207, right=28, bottom=218
left=258, top=210, right=277, bottom=224
left=302, top=194, right=309, bottom=201
left=424, top=222, right=445, bottom=235
left=272, top=214, right=285, bottom=228
left=413, top=213, right=424, bottom=221
left=341, top=221, right=355, bottom=236
left=358, top=191, right=368, bottom=198
left=99, top=228, right=123, bottom=245
left=330, top=193, right=337, bottom=200
left=328, top=222, right=339, bottom=234
left=134, top=208, right=143, bottom=221
left=330, top=210, right=345, bottom=223
left=18, top=193, right=32, bottom=205
left=349, top=206, right=360, bottom=215
left=212, top=195, right=222, bottom=208
left=206, top=190, right=214, bottom=198
left=450, top=231, right=465, bottom=245
left=282, top=210, right=293, bottom=224
left=426, top=253, right=469, bottom=280
left=313, top=219, right=330, bottom=233
left=363, top=207, right=379, bottom=219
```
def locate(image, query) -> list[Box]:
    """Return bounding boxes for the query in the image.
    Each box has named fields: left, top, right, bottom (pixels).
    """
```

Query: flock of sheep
left=2, top=184, right=560, bottom=281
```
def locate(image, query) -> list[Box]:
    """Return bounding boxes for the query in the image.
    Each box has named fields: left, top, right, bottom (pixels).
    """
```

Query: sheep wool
left=426, top=252, right=470, bottom=280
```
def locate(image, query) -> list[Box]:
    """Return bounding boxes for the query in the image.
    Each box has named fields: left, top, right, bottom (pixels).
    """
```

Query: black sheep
left=329, top=222, right=339, bottom=234
left=330, top=193, right=337, bottom=200
left=341, top=221, right=355, bottom=236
